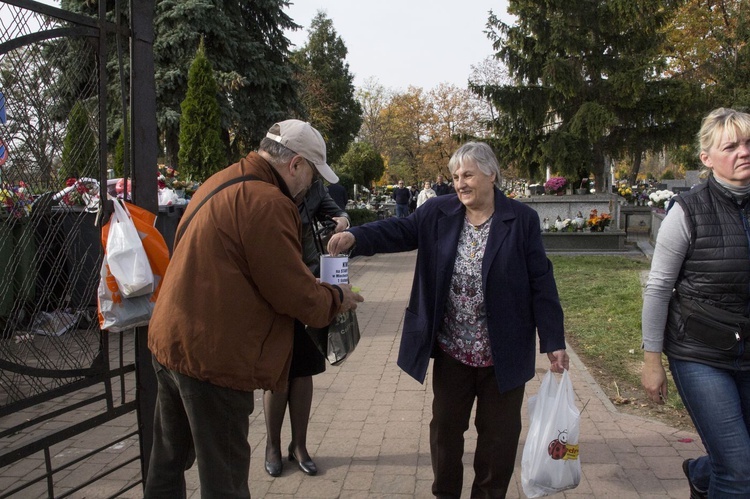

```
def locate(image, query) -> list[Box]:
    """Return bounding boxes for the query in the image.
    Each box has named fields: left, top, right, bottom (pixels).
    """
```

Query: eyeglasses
left=297, top=156, right=319, bottom=181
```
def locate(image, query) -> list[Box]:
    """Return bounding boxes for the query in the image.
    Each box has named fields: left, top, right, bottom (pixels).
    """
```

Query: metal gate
left=0, top=0, right=157, bottom=497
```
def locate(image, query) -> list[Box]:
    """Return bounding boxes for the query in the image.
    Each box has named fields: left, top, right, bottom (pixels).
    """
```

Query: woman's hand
left=327, top=231, right=356, bottom=256
left=332, top=216, right=349, bottom=233
left=547, top=349, right=569, bottom=373
left=642, top=351, right=668, bottom=404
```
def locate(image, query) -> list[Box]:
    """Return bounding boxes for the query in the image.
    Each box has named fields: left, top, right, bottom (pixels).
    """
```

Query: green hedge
left=348, top=208, right=379, bottom=226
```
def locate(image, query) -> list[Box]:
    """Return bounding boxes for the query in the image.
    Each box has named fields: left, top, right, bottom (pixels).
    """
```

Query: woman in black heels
left=263, top=180, right=350, bottom=477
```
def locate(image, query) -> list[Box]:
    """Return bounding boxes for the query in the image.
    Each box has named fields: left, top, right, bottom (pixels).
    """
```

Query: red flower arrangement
left=587, top=209, right=612, bottom=232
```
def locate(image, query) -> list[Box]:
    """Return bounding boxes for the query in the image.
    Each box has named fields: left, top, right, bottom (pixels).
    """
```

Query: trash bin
left=156, top=204, right=185, bottom=256
left=0, top=218, right=38, bottom=318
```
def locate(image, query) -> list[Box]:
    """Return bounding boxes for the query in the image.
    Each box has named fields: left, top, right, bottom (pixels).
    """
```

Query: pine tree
left=177, top=39, right=225, bottom=181
left=60, top=101, right=96, bottom=183
left=292, top=11, right=362, bottom=165
left=475, top=0, right=701, bottom=188
left=155, top=0, right=302, bottom=165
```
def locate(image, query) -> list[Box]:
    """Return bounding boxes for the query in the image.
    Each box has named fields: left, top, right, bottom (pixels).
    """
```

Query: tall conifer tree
left=177, top=39, right=225, bottom=181
left=475, top=0, right=700, bottom=187
left=292, top=12, right=362, bottom=165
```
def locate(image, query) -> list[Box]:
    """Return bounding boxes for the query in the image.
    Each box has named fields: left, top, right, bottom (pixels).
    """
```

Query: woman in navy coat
left=328, top=142, right=569, bottom=498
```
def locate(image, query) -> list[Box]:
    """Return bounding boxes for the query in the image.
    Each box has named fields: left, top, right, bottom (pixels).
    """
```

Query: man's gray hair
left=259, top=137, right=297, bottom=167
left=448, top=142, right=502, bottom=188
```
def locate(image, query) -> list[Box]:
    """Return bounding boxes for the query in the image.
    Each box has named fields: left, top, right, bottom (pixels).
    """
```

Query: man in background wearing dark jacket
left=433, top=174, right=454, bottom=196
left=392, top=180, right=411, bottom=217
left=326, top=182, right=348, bottom=211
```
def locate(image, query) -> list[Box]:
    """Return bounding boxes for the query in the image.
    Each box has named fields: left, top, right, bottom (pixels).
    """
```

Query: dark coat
left=300, top=180, right=349, bottom=276
left=326, top=182, right=348, bottom=211
left=349, top=188, right=566, bottom=393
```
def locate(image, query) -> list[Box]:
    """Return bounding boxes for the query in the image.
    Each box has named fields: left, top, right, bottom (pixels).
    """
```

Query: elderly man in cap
left=145, top=120, right=363, bottom=498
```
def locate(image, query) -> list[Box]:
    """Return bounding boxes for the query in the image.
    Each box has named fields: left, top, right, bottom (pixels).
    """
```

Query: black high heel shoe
left=265, top=448, right=283, bottom=477
left=288, top=443, right=317, bottom=476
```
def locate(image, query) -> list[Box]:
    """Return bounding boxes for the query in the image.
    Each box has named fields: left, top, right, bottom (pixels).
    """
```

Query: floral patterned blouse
left=437, top=215, right=493, bottom=367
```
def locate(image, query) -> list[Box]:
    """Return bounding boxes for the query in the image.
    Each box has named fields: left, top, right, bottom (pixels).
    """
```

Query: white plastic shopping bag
left=98, top=253, right=154, bottom=332
left=105, top=198, right=154, bottom=297
left=521, top=369, right=581, bottom=497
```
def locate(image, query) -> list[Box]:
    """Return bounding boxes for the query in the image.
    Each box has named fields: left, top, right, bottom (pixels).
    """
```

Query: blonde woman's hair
left=697, top=108, right=750, bottom=178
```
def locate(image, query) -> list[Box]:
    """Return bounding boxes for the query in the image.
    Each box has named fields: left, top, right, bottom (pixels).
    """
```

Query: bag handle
left=174, top=175, right=259, bottom=249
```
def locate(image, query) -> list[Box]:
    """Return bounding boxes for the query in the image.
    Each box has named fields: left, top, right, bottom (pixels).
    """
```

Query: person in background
left=641, top=107, right=750, bottom=498
left=433, top=173, right=454, bottom=196
left=328, top=141, right=568, bottom=498
left=417, top=180, right=436, bottom=208
left=145, top=119, right=363, bottom=498
left=326, top=181, right=348, bottom=211
left=392, top=180, right=411, bottom=217
left=409, top=184, right=418, bottom=213
left=263, top=180, right=350, bottom=478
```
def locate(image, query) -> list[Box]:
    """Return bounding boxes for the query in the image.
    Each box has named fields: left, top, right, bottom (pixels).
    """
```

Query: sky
left=26, top=0, right=514, bottom=91
left=283, top=0, right=514, bottom=92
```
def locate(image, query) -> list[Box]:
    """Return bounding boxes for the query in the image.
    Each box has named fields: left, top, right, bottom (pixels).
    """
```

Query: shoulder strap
left=174, top=174, right=259, bottom=249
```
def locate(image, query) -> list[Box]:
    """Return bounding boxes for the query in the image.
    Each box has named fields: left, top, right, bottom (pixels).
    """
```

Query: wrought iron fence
left=0, top=1, right=148, bottom=496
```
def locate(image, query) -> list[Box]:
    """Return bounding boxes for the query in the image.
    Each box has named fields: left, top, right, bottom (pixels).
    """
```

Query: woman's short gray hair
left=447, top=142, right=502, bottom=188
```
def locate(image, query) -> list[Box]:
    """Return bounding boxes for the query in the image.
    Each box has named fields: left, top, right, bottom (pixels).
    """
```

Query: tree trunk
left=628, top=149, right=643, bottom=185
left=164, top=127, right=179, bottom=167
left=592, top=143, right=606, bottom=192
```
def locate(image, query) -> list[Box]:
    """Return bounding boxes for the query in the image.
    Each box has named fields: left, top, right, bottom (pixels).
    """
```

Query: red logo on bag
left=548, top=430, right=568, bottom=460
left=548, top=429, right=579, bottom=461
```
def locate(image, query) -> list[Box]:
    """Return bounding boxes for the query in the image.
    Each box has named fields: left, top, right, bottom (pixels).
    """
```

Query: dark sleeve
left=318, top=191, right=349, bottom=222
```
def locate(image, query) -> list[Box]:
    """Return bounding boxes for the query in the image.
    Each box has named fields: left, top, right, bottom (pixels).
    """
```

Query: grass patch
left=549, top=255, right=687, bottom=419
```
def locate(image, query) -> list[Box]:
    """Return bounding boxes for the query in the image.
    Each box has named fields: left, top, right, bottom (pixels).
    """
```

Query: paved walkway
left=28, top=236, right=696, bottom=498
left=176, top=246, right=701, bottom=498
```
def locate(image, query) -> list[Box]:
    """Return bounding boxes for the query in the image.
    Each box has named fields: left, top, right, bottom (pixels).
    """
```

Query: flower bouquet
left=56, top=177, right=100, bottom=212
left=587, top=209, right=612, bottom=232
left=0, top=181, right=33, bottom=218
left=648, top=190, right=675, bottom=209
left=617, top=185, right=633, bottom=203
left=544, top=177, right=567, bottom=195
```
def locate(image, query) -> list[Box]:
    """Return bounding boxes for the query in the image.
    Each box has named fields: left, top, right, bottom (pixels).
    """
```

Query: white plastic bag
left=105, top=198, right=154, bottom=297
left=98, top=253, right=154, bottom=332
left=521, top=369, right=581, bottom=497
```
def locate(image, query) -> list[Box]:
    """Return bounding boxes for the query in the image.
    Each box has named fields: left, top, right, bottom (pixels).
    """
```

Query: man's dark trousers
left=145, top=357, right=255, bottom=498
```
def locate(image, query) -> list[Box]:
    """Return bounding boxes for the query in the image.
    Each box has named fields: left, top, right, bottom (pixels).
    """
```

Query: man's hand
left=327, top=231, right=356, bottom=256
left=547, top=349, right=569, bottom=373
left=337, top=283, right=364, bottom=313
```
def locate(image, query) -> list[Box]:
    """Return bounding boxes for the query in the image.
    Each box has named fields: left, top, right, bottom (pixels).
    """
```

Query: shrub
left=348, top=208, right=378, bottom=226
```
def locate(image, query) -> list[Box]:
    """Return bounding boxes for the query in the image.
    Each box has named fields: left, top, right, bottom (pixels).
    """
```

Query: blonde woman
left=642, top=107, right=750, bottom=498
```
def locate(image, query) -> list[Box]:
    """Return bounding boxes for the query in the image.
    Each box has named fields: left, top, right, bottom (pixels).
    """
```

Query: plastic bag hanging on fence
left=521, top=369, right=581, bottom=497
left=306, top=309, right=360, bottom=366
left=98, top=253, right=154, bottom=331
left=105, top=198, right=153, bottom=297
left=98, top=200, right=170, bottom=332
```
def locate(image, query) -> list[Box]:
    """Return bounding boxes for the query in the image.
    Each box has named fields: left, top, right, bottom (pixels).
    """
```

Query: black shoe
left=265, top=458, right=282, bottom=477
left=288, top=444, right=318, bottom=476
left=682, top=459, right=707, bottom=499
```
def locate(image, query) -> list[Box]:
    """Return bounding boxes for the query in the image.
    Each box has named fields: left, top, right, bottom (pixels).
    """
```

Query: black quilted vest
left=663, top=175, right=750, bottom=369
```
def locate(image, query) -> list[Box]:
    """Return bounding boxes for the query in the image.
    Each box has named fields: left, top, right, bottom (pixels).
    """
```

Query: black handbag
left=304, top=201, right=360, bottom=365
left=679, top=296, right=750, bottom=350
left=306, top=310, right=361, bottom=366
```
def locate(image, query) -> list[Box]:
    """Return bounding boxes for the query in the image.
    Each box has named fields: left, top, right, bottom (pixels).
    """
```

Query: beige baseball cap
left=265, top=120, right=339, bottom=183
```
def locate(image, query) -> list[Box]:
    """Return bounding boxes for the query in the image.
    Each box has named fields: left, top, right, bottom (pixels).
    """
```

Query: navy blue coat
left=349, top=188, right=566, bottom=393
